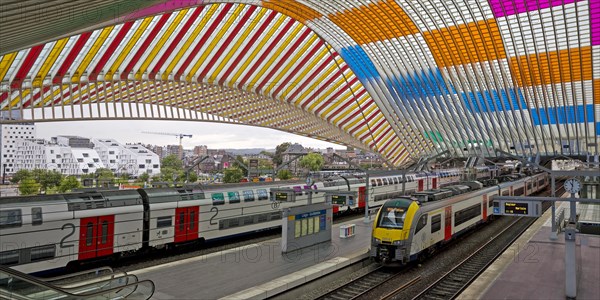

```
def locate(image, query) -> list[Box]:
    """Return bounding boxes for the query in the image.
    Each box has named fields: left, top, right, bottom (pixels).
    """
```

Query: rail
left=315, top=266, right=402, bottom=300
left=0, top=265, right=155, bottom=299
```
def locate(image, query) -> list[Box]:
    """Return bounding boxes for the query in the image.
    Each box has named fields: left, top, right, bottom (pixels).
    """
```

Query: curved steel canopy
left=0, top=0, right=598, bottom=167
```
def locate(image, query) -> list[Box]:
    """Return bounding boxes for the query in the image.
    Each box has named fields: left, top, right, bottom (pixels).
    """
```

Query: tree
left=232, top=155, right=248, bottom=177
left=161, top=154, right=184, bottom=184
left=10, top=169, right=31, bottom=184
left=19, top=177, right=40, bottom=195
left=299, top=152, right=325, bottom=172
left=277, top=169, right=292, bottom=180
left=95, top=168, right=115, bottom=181
left=58, top=176, right=81, bottom=193
left=31, top=169, right=63, bottom=192
left=161, top=154, right=183, bottom=170
left=151, top=175, right=161, bottom=182
left=139, top=173, right=150, bottom=183
left=262, top=142, right=291, bottom=167
left=119, top=172, right=131, bottom=183
left=187, top=172, right=198, bottom=183
left=223, top=167, right=244, bottom=183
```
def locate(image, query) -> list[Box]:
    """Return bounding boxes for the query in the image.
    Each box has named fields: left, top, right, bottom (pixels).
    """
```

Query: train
left=0, top=166, right=497, bottom=274
left=370, top=172, right=549, bottom=264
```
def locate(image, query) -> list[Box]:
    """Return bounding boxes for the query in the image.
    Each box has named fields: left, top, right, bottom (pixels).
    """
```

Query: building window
left=153, top=164, right=159, bottom=168
left=146, top=159, right=151, bottom=164
left=93, top=158, right=99, bottom=162
left=109, top=151, right=115, bottom=155
left=139, top=165, right=145, bottom=169
left=82, top=153, right=89, bottom=157
left=77, top=158, right=84, bottom=162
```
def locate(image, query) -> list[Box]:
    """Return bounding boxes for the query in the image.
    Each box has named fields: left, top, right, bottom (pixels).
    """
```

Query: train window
left=415, top=214, right=428, bottom=234
left=190, top=211, right=196, bottom=231
left=157, top=216, right=172, bottom=228
left=502, top=190, right=509, bottom=196
left=101, top=221, right=108, bottom=244
left=31, top=245, right=56, bottom=262
left=257, top=189, right=268, bottom=200
left=393, top=177, right=399, bottom=184
left=86, top=223, right=94, bottom=246
left=243, top=190, right=255, bottom=202
left=454, top=204, right=481, bottom=227
left=212, top=193, right=225, bottom=205
left=0, top=250, right=19, bottom=266
left=179, top=212, right=185, bottom=231
left=31, top=207, right=42, bottom=225
left=228, top=192, right=241, bottom=204
left=371, top=179, right=377, bottom=187
left=376, top=179, right=383, bottom=186
left=0, top=209, right=22, bottom=229
left=489, top=198, right=494, bottom=207
left=431, top=215, right=441, bottom=233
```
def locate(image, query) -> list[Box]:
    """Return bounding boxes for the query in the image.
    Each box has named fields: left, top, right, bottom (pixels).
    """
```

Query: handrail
left=40, top=267, right=115, bottom=283
left=0, top=265, right=155, bottom=299
left=51, top=270, right=130, bottom=289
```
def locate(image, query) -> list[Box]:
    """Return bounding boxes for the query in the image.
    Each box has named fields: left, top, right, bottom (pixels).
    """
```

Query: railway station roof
left=0, top=0, right=598, bottom=166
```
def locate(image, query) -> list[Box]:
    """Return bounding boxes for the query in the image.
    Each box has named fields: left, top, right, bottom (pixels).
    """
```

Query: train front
left=371, top=198, right=419, bottom=265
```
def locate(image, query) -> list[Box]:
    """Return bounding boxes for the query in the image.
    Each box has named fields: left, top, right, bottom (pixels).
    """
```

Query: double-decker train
left=370, top=172, right=548, bottom=264
left=0, top=166, right=497, bottom=274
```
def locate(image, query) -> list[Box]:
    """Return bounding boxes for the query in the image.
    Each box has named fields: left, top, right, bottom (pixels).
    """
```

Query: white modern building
left=93, top=139, right=160, bottom=177
left=14, top=140, right=82, bottom=175
left=0, top=121, right=36, bottom=175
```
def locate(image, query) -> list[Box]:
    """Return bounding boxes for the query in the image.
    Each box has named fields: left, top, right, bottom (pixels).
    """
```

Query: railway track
left=412, top=186, right=561, bottom=300
left=315, top=266, right=402, bottom=300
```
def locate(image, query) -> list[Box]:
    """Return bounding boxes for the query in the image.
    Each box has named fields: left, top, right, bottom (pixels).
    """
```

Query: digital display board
left=504, top=202, right=528, bottom=215
left=275, top=192, right=288, bottom=201
left=331, top=195, right=347, bottom=205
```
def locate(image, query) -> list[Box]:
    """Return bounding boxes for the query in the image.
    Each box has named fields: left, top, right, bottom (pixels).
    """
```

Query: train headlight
left=392, top=240, right=403, bottom=245
left=372, top=237, right=381, bottom=244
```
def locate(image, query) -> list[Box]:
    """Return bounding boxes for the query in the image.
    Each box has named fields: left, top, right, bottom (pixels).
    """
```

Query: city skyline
left=34, top=120, right=348, bottom=150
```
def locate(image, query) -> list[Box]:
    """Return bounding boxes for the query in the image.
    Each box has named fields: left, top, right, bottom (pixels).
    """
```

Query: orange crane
left=142, top=131, right=192, bottom=147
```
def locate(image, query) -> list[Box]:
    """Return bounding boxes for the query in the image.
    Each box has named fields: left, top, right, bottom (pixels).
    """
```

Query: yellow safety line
left=135, top=9, right=190, bottom=80
left=186, top=5, right=245, bottom=82
left=106, top=17, right=153, bottom=81
left=72, top=26, right=115, bottom=83
left=162, top=6, right=219, bottom=81
left=0, top=52, right=18, bottom=82
left=33, top=38, right=69, bottom=87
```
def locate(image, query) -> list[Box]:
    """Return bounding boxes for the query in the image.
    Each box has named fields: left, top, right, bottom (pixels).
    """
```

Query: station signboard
left=492, top=199, right=542, bottom=217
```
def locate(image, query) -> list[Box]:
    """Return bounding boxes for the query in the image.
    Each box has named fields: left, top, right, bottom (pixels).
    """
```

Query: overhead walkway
left=0, top=265, right=155, bottom=299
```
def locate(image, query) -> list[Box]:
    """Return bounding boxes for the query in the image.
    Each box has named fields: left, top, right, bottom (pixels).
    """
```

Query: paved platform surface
left=460, top=201, right=600, bottom=300
left=131, top=218, right=372, bottom=299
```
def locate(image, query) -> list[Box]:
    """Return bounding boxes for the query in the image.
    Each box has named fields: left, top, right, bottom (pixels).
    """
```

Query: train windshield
left=377, top=199, right=412, bottom=229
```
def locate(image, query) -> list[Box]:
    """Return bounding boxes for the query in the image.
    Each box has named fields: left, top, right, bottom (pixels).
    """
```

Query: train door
left=444, top=206, right=452, bottom=241
left=432, top=177, right=438, bottom=189
left=78, top=215, right=115, bottom=260
left=174, top=207, right=199, bottom=243
left=418, top=179, right=424, bottom=192
left=482, top=195, right=488, bottom=221
left=358, top=186, right=366, bottom=208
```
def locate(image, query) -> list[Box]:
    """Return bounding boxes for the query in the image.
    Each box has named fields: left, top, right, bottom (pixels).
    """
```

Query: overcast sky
left=34, top=120, right=346, bottom=150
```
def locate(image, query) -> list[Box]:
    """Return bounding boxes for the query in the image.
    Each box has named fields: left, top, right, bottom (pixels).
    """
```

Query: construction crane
left=142, top=131, right=193, bottom=147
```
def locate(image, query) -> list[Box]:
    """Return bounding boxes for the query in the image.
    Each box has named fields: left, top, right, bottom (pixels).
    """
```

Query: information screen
left=275, top=192, right=288, bottom=201
left=331, top=195, right=347, bottom=205
left=504, top=202, right=528, bottom=215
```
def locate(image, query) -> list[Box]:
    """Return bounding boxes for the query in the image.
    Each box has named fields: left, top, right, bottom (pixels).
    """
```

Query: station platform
left=459, top=200, right=600, bottom=300
left=131, top=218, right=372, bottom=299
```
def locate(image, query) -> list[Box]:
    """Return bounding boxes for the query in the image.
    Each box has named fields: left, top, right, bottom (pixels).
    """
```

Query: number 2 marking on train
left=210, top=207, right=219, bottom=225
left=60, top=223, right=75, bottom=248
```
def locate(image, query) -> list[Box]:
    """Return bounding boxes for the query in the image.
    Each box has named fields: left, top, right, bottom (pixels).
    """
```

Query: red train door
left=358, top=186, right=366, bottom=208
left=78, top=215, right=115, bottom=260
left=432, top=177, right=438, bottom=189
left=418, top=179, right=424, bottom=192
left=174, top=207, right=200, bottom=243
left=444, top=206, right=452, bottom=241
left=482, top=195, right=488, bottom=221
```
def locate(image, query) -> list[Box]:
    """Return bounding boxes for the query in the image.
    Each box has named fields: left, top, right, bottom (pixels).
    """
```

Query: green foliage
left=10, top=169, right=31, bottom=184
left=139, top=173, right=150, bottom=182
left=19, top=177, right=40, bottom=195
left=232, top=155, right=248, bottom=176
left=299, top=152, right=324, bottom=172
left=187, top=172, right=198, bottom=183
left=223, top=167, right=244, bottom=183
left=32, top=169, right=63, bottom=192
left=151, top=175, right=161, bottom=182
left=277, top=169, right=292, bottom=180
left=58, top=176, right=81, bottom=193
left=272, top=142, right=291, bottom=166
left=161, top=154, right=183, bottom=170
left=95, top=168, right=115, bottom=181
